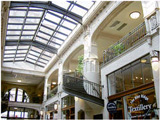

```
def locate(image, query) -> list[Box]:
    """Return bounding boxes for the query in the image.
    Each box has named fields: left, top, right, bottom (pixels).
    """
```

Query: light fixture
left=52, top=82, right=56, bottom=85
left=146, top=78, right=148, bottom=81
left=140, top=77, right=142, bottom=80
left=40, top=111, right=43, bottom=115
left=17, top=80, right=21, bottom=82
left=74, top=96, right=79, bottom=101
left=130, top=11, right=140, bottom=19
left=54, top=103, right=58, bottom=111
left=69, top=69, right=72, bottom=72
left=135, top=77, right=138, bottom=79
left=151, top=50, right=159, bottom=71
left=141, top=59, right=147, bottom=63
left=14, top=107, right=18, bottom=110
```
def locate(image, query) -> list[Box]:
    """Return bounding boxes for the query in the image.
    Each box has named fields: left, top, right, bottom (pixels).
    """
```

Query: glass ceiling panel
left=29, top=51, right=40, bottom=57
left=24, top=25, right=38, bottom=30
left=5, top=50, right=16, bottom=54
left=9, top=10, right=26, bottom=16
left=48, top=10, right=63, bottom=17
left=21, top=36, right=33, bottom=40
left=58, top=27, right=71, bottom=35
left=17, top=50, right=28, bottom=54
left=37, top=32, right=51, bottom=40
left=5, top=46, right=17, bottom=50
left=3, top=1, right=95, bottom=68
left=52, top=1, right=70, bottom=9
left=42, top=20, right=57, bottom=30
left=8, top=18, right=24, bottom=23
left=40, top=26, right=53, bottom=35
left=71, top=6, right=87, bottom=17
left=18, top=45, right=29, bottom=49
left=48, top=42, right=60, bottom=49
left=61, top=20, right=76, bottom=29
left=22, top=31, right=35, bottom=35
left=4, top=54, right=15, bottom=58
left=4, top=58, right=14, bottom=61
left=26, top=58, right=36, bottom=63
left=28, top=11, right=43, bottom=17
left=6, top=36, right=20, bottom=40
left=28, top=54, right=38, bottom=60
left=16, top=54, right=26, bottom=57
left=45, top=13, right=61, bottom=23
left=76, top=1, right=94, bottom=9
left=55, top=33, right=67, bottom=40
left=15, top=58, right=24, bottom=61
left=25, top=18, right=40, bottom=24
left=7, top=31, right=21, bottom=35
left=41, top=55, right=50, bottom=60
left=31, top=46, right=43, bottom=53
left=35, top=37, right=48, bottom=44
left=8, top=25, right=22, bottom=29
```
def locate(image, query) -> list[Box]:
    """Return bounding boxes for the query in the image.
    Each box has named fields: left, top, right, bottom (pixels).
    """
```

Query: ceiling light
left=14, top=107, right=18, bottom=110
left=130, top=11, right=140, bottom=19
left=52, top=82, right=56, bottom=85
left=141, top=59, right=147, bottom=63
left=17, top=80, right=21, bottom=82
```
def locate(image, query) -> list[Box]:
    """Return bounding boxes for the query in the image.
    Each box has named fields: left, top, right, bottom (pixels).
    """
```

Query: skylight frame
left=3, top=1, right=95, bottom=68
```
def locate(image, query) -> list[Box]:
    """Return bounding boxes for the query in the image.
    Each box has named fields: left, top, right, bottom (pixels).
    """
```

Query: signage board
left=107, top=102, right=117, bottom=114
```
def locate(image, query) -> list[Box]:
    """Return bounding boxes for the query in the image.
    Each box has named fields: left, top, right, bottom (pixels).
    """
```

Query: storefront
left=107, top=54, right=159, bottom=119
left=61, top=95, right=75, bottom=119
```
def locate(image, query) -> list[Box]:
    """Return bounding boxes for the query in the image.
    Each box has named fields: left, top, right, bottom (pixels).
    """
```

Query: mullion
left=5, top=49, right=28, bottom=51
left=24, top=9, right=46, bottom=62
left=37, top=59, right=47, bottom=65
left=4, top=60, right=24, bottom=62
left=36, top=35, right=49, bottom=41
left=49, top=40, right=61, bottom=46
left=4, top=56, right=24, bottom=59
left=27, top=56, right=37, bottom=61
left=28, top=53, right=39, bottom=58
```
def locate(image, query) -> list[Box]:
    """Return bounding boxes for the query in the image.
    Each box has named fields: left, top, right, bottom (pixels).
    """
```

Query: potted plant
left=76, top=55, right=84, bottom=78
left=111, top=43, right=124, bottom=56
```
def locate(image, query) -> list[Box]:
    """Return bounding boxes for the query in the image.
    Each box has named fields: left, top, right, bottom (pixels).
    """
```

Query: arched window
left=5, top=88, right=29, bottom=102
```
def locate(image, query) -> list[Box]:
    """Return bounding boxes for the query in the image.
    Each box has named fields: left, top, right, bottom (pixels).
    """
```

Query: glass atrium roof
left=3, top=1, right=95, bottom=68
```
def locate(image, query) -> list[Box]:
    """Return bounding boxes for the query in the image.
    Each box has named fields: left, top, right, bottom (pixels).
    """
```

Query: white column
left=43, top=77, right=48, bottom=102
left=142, top=1, right=160, bottom=117
left=83, top=26, right=99, bottom=84
left=58, top=59, right=63, bottom=93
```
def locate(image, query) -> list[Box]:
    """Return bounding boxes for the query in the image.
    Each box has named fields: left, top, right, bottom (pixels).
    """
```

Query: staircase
left=63, top=75, right=104, bottom=106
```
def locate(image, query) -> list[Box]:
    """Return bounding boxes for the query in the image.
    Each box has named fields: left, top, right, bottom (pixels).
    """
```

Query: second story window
left=5, top=88, right=29, bottom=102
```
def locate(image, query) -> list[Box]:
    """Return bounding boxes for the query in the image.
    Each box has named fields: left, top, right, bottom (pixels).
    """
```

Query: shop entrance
left=108, top=82, right=158, bottom=119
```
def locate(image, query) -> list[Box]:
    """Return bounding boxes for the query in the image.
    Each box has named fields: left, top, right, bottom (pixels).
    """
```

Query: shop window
left=125, top=88, right=158, bottom=119
left=107, top=54, right=153, bottom=96
left=123, top=65, right=133, bottom=91
left=132, top=60, right=143, bottom=87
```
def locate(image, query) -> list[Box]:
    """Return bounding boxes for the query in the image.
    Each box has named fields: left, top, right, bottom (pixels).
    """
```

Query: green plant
left=76, top=55, right=84, bottom=76
left=112, top=43, right=124, bottom=55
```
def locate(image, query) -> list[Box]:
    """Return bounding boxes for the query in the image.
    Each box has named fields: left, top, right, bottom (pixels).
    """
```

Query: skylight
left=3, top=1, right=95, bottom=68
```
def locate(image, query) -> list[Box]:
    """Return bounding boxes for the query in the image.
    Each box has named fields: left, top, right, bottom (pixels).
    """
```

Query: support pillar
left=142, top=1, right=160, bottom=117
left=83, top=26, right=99, bottom=84
left=43, top=77, right=48, bottom=102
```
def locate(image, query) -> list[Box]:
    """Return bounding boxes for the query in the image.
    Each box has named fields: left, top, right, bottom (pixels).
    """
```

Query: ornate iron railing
left=63, top=75, right=103, bottom=99
left=47, top=86, right=58, bottom=99
left=103, top=22, right=146, bottom=64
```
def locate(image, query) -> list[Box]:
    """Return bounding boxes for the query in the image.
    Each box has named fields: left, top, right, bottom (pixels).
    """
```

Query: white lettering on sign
left=130, top=94, right=149, bottom=104
left=128, top=104, right=152, bottom=112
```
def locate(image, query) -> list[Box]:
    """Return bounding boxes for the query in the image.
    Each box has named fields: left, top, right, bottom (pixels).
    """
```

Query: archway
left=78, top=109, right=85, bottom=119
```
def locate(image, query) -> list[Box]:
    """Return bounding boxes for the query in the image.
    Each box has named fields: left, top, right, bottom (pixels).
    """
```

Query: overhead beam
left=10, top=1, right=82, bottom=24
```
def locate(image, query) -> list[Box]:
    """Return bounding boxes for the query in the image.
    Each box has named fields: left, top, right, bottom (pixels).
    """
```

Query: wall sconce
left=54, top=103, right=58, bottom=111
left=40, top=110, right=43, bottom=116
left=151, top=50, right=159, bottom=71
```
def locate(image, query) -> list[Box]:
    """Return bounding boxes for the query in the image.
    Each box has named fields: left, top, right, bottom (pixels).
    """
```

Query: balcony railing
left=103, top=22, right=146, bottom=64
left=63, top=75, right=103, bottom=99
left=47, top=86, right=58, bottom=99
